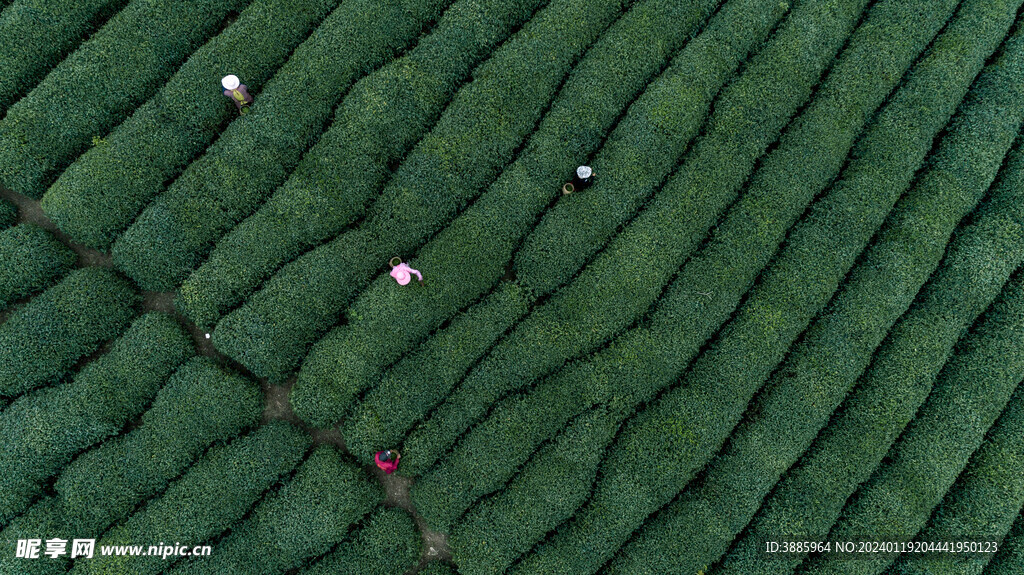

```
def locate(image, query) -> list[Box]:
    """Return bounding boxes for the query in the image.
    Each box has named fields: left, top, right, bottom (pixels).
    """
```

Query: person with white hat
left=221, top=74, right=253, bottom=114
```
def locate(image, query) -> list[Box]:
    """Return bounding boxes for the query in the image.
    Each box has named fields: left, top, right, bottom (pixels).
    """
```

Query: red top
left=375, top=451, right=399, bottom=474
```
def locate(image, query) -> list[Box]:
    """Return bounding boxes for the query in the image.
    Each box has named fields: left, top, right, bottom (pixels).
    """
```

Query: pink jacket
left=375, top=451, right=399, bottom=474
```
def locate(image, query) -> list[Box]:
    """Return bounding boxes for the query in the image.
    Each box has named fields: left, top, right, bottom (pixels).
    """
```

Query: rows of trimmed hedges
left=179, top=0, right=719, bottom=331
left=293, top=0, right=782, bottom=427
left=166, top=446, right=380, bottom=575
left=214, top=0, right=635, bottom=382
left=402, top=0, right=872, bottom=479
left=447, top=407, right=618, bottom=574
left=70, top=422, right=309, bottom=575
left=0, top=0, right=129, bottom=113
left=0, top=356, right=263, bottom=574
left=0, top=268, right=138, bottom=399
left=344, top=282, right=531, bottom=463
left=300, top=508, right=420, bottom=575
left=609, top=12, right=1024, bottom=573
left=0, top=198, right=15, bottom=228
left=0, top=223, right=76, bottom=309
left=40, top=0, right=339, bottom=251
left=508, top=2, right=1020, bottom=573
left=155, top=0, right=548, bottom=303
left=0, top=313, right=191, bottom=531
left=799, top=217, right=1024, bottom=570
left=983, top=509, right=1024, bottom=575
left=0, top=0, right=252, bottom=198
left=101, top=0, right=452, bottom=271
left=715, top=84, right=1024, bottom=575
left=402, top=0, right=965, bottom=524
left=888, top=299, right=1024, bottom=575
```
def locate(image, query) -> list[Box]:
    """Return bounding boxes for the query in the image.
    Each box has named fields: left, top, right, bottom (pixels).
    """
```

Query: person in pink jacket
left=222, top=74, right=253, bottom=114
left=389, top=257, right=423, bottom=285
left=375, top=450, right=400, bottom=474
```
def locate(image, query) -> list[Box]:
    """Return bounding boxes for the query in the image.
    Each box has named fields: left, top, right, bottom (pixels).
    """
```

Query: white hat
left=221, top=75, right=240, bottom=90
left=576, top=165, right=593, bottom=179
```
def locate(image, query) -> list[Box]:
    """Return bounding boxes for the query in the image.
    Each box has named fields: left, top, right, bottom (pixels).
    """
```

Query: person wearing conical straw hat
left=221, top=74, right=252, bottom=114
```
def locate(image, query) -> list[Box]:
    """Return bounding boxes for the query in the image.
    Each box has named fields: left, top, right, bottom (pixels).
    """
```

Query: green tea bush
left=403, top=0, right=870, bottom=477
left=300, top=507, right=420, bottom=575
left=179, top=0, right=717, bottom=331
left=0, top=0, right=252, bottom=198
left=41, top=0, right=339, bottom=251
left=294, top=0, right=779, bottom=427
left=145, top=0, right=547, bottom=300
left=799, top=238, right=1024, bottom=572
left=402, top=0, right=969, bottom=509
left=609, top=12, right=1024, bottom=573
left=0, top=268, right=138, bottom=399
left=0, top=0, right=130, bottom=113
left=888, top=304, right=1024, bottom=575
left=72, top=422, right=310, bottom=575
left=344, top=282, right=531, bottom=463
left=0, top=313, right=191, bottom=529
left=0, top=198, right=15, bottom=228
left=983, top=510, right=1024, bottom=575
left=446, top=407, right=618, bottom=573
left=511, top=4, right=1021, bottom=574
left=716, top=82, right=1024, bottom=575
left=53, top=357, right=262, bottom=539
left=0, top=223, right=76, bottom=309
left=167, top=446, right=381, bottom=575
left=215, top=0, right=634, bottom=381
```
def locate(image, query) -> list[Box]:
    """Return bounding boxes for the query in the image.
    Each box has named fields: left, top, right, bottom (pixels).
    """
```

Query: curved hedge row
left=214, top=0, right=634, bottom=382
left=799, top=229, right=1024, bottom=570
left=0, top=223, right=76, bottom=309
left=293, top=0, right=783, bottom=427
left=509, top=3, right=1020, bottom=574
left=0, top=0, right=252, bottom=198
left=401, top=0, right=964, bottom=511
left=0, top=313, right=191, bottom=531
left=888, top=330, right=1024, bottom=575
left=159, top=0, right=548, bottom=305
left=300, top=507, right=420, bottom=575
left=715, top=86, right=1024, bottom=575
left=344, top=282, right=531, bottom=463
left=403, top=0, right=871, bottom=477
left=166, top=446, right=381, bottom=575
left=0, top=198, right=15, bottom=228
left=180, top=0, right=720, bottom=332
left=446, top=407, right=618, bottom=573
left=0, top=267, right=138, bottom=399
left=70, top=422, right=310, bottom=575
left=41, top=0, right=339, bottom=251
left=53, top=357, right=262, bottom=539
left=0, top=0, right=129, bottom=114
left=608, top=12, right=1024, bottom=574
left=983, top=510, right=1024, bottom=575
left=0, top=357, right=262, bottom=573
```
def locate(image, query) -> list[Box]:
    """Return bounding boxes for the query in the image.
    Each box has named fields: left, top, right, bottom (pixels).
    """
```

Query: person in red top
left=221, top=74, right=253, bottom=114
left=375, top=449, right=400, bottom=474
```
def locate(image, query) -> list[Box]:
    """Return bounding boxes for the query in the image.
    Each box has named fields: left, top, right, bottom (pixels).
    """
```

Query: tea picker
left=389, top=257, right=423, bottom=285
left=221, top=74, right=253, bottom=114
left=562, top=165, right=594, bottom=195
left=375, top=449, right=401, bottom=474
